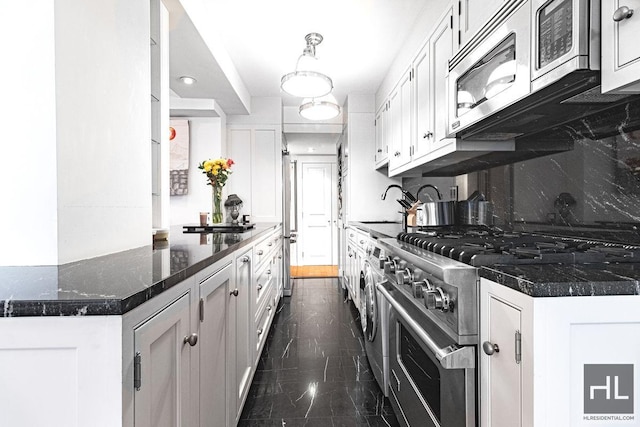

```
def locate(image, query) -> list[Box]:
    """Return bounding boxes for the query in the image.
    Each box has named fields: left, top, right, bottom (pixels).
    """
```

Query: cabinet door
left=481, top=290, right=523, bottom=427
left=456, top=0, right=505, bottom=50
left=602, top=0, right=640, bottom=93
left=374, top=105, right=387, bottom=167
left=388, top=70, right=412, bottom=171
left=199, top=263, right=233, bottom=427
left=430, top=9, right=454, bottom=149
left=134, top=292, right=192, bottom=427
left=413, top=42, right=431, bottom=160
left=229, top=250, right=253, bottom=425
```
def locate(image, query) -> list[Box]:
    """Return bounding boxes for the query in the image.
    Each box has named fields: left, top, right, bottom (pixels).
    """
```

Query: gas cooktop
left=397, top=226, right=640, bottom=266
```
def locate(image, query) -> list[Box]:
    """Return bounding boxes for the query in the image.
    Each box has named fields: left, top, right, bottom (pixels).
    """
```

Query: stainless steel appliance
left=377, top=238, right=477, bottom=427
left=282, top=149, right=295, bottom=297
left=361, top=240, right=391, bottom=396
left=379, top=224, right=640, bottom=427
left=448, top=0, right=609, bottom=140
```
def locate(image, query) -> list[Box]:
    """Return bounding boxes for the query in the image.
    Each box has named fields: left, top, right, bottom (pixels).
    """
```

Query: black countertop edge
left=0, top=223, right=279, bottom=318
left=480, top=264, right=640, bottom=297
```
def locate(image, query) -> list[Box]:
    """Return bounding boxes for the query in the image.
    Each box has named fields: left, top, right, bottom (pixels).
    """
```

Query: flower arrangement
left=199, top=157, right=234, bottom=187
left=199, top=157, right=234, bottom=223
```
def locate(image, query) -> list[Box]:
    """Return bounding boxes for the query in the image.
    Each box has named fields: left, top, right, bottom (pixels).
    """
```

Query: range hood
left=419, top=73, right=640, bottom=177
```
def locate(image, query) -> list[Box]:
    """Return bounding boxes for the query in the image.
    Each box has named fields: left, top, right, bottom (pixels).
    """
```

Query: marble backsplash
left=402, top=129, right=640, bottom=237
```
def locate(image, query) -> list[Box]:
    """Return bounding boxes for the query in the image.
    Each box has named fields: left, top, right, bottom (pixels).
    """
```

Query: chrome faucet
left=381, top=184, right=416, bottom=202
left=415, top=184, right=442, bottom=201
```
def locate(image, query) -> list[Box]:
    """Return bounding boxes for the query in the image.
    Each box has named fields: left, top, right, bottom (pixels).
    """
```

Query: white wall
left=0, top=1, right=59, bottom=266
left=1, top=0, right=153, bottom=266
left=170, top=118, right=224, bottom=225
left=54, top=0, right=151, bottom=264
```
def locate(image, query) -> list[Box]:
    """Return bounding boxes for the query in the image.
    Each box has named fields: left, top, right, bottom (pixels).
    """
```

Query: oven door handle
left=377, top=284, right=475, bottom=370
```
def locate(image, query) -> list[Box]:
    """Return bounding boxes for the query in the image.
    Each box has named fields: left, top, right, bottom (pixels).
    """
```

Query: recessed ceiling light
left=179, top=76, right=197, bottom=85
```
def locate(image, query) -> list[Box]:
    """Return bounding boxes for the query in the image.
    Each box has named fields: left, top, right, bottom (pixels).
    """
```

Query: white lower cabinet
left=480, top=279, right=532, bottom=427
left=231, top=248, right=253, bottom=425
left=199, top=263, right=233, bottom=427
left=480, top=278, right=640, bottom=427
left=134, top=291, right=195, bottom=427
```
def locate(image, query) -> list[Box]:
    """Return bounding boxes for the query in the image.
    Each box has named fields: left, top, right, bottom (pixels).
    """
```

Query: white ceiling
left=170, top=0, right=430, bottom=109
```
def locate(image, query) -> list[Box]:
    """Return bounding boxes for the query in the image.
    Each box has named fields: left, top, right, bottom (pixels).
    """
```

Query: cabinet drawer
left=255, top=285, right=275, bottom=357
left=254, top=262, right=274, bottom=320
left=254, top=232, right=280, bottom=269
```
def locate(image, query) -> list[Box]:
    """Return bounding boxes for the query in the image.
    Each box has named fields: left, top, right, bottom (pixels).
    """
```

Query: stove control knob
left=424, top=287, right=450, bottom=312
left=398, top=260, right=408, bottom=270
left=383, top=261, right=395, bottom=274
left=378, top=256, right=386, bottom=269
left=396, top=268, right=412, bottom=286
left=411, top=278, right=431, bottom=299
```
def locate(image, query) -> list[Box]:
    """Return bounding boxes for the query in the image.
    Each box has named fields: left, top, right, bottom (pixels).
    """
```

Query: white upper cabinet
left=454, top=0, right=506, bottom=52
left=388, top=69, right=413, bottom=172
left=601, top=0, right=640, bottom=93
left=374, top=103, right=389, bottom=167
left=412, top=42, right=431, bottom=160
left=381, top=8, right=454, bottom=177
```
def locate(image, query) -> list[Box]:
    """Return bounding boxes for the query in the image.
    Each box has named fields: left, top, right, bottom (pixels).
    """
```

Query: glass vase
left=212, top=187, right=223, bottom=223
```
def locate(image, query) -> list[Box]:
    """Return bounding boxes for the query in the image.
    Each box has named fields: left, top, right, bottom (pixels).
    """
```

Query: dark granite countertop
left=350, top=221, right=404, bottom=240
left=0, top=223, right=279, bottom=317
left=480, top=263, right=640, bottom=297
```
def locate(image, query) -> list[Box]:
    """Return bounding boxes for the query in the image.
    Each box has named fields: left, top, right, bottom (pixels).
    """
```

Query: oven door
left=448, top=0, right=531, bottom=138
left=378, top=285, right=476, bottom=427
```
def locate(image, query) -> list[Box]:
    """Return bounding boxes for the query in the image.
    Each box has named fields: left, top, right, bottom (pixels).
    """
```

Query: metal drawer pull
left=183, top=333, right=198, bottom=346
left=240, top=256, right=250, bottom=263
left=257, top=284, right=263, bottom=291
left=267, top=269, right=271, bottom=275
left=482, top=341, right=499, bottom=355
left=268, top=242, right=273, bottom=247
left=257, top=328, right=263, bottom=336
left=257, top=250, right=264, bottom=255
left=377, top=284, right=474, bottom=369
left=267, top=305, right=272, bottom=311
left=613, top=6, right=634, bottom=21
left=230, top=289, right=239, bottom=297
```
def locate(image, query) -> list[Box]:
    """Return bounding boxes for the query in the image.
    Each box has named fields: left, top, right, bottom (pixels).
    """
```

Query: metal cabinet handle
left=482, top=341, right=500, bottom=355
left=268, top=242, right=273, bottom=247
left=257, top=284, right=263, bottom=291
left=257, top=250, right=264, bottom=255
left=423, top=131, right=433, bottom=139
left=394, top=151, right=400, bottom=157
left=613, top=6, right=634, bottom=21
left=359, top=240, right=365, bottom=244
left=349, top=253, right=353, bottom=258
left=267, top=269, right=271, bottom=275
left=267, top=305, right=272, bottom=311
left=257, top=328, right=263, bottom=336
left=183, top=333, right=198, bottom=346
left=230, top=289, right=239, bottom=297
left=278, top=255, right=282, bottom=259
left=377, top=148, right=383, bottom=153
left=240, top=256, right=250, bottom=263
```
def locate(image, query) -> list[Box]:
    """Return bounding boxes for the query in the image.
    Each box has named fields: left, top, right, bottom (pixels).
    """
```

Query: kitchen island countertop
left=0, top=223, right=279, bottom=317
left=480, top=263, right=640, bottom=297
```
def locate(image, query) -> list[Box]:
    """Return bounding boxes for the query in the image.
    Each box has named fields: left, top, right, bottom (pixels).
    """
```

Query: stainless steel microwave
left=447, top=0, right=601, bottom=140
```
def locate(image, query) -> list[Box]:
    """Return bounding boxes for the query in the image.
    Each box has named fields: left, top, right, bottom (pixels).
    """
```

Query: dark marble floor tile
left=241, top=278, right=399, bottom=426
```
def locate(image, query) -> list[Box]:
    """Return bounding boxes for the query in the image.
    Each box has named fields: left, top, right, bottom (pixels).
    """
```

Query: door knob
left=183, top=333, right=198, bottom=346
left=613, top=6, right=634, bottom=21
left=482, top=341, right=500, bottom=355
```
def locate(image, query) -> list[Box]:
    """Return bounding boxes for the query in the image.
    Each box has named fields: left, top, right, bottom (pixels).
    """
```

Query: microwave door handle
left=377, top=284, right=475, bottom=370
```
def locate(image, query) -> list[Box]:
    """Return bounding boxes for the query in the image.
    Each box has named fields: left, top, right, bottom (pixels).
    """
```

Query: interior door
left=301, top=162, right=333, bottom=265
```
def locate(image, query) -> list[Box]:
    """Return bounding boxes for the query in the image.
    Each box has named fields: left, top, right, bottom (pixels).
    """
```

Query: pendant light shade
left=299, top=94, right=341, bottom=120
left=281, top=33, right=333, bottom=98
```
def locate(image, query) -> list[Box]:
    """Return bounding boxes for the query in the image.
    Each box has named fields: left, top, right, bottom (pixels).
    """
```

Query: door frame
left=293, top=155, right=337, bottom=266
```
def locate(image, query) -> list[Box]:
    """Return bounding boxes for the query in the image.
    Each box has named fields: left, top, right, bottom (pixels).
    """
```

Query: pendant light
left=299, top=93, right=341, bottom=120
left=281, top=33, right=333, bottom=98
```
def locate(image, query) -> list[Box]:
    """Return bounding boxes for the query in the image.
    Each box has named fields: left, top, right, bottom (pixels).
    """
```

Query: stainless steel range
left=377, top=225, right=640, bottom=427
